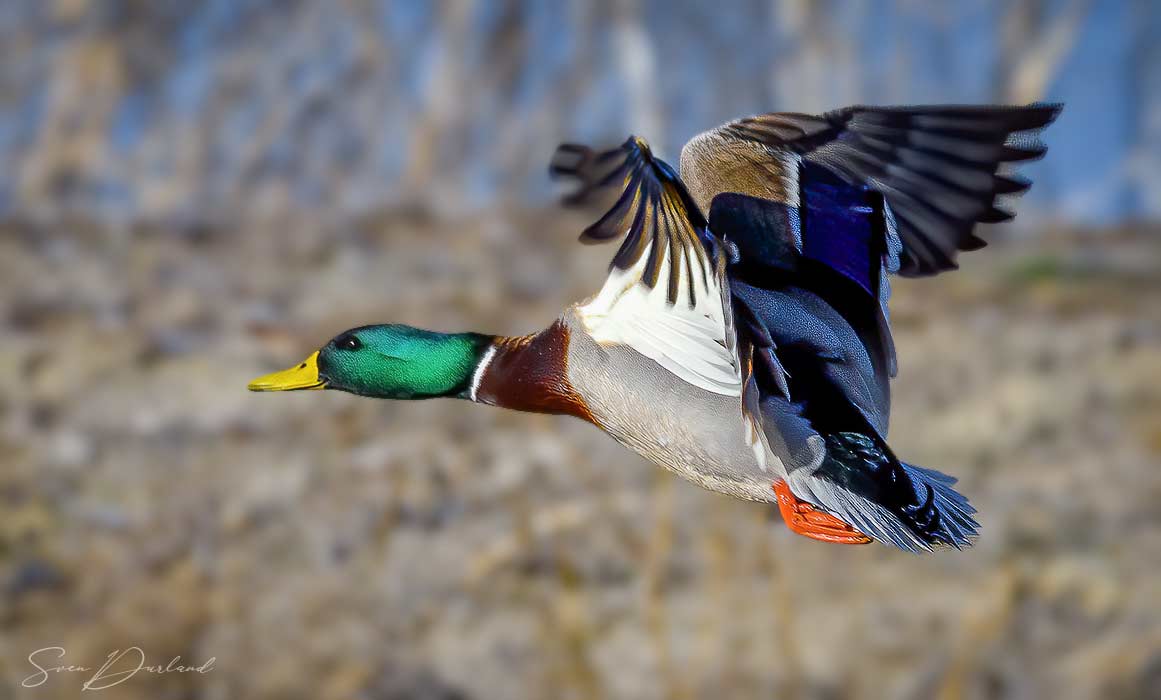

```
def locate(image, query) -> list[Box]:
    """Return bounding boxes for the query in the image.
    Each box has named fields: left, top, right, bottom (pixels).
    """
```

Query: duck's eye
left=337, top=334, right=362, bottom=351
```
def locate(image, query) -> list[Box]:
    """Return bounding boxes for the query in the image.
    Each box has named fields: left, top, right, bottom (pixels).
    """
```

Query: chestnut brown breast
left=474, top=321, right=595, bottom=423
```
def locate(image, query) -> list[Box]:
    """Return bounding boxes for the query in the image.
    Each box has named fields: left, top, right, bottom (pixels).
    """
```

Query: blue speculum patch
left=800, top=162, right=879, bottom=297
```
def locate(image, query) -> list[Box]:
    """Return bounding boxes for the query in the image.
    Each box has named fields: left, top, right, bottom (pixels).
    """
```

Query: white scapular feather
left=578, top=240, right=742, bottom=398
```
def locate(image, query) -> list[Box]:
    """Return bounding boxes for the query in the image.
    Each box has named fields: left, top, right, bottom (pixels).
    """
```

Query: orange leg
left=773, top=480, right=872, bottom=545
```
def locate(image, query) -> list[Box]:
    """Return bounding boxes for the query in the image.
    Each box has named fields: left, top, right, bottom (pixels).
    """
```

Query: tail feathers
left=789, top=433, right=979, bottom=552
left=902, top=463, right=980, bottom=547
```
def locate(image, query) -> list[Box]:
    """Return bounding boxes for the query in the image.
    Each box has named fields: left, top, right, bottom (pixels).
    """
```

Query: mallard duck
left=250, top=104, right=1060, bottom=552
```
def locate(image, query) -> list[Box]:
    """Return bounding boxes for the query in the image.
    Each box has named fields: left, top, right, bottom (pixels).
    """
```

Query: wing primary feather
left=642, top=195, right=665, bottom=288
left=613, top=187, right=651, bottom=269
left=579, top=174, right=638, bottom=242
left=661, top=192, right=685, bottom=305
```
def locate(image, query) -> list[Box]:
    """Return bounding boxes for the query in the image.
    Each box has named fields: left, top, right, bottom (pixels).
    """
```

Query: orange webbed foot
left=773, top=480, right=872, bottom=545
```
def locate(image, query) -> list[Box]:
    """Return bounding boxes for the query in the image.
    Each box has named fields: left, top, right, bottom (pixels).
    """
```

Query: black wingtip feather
left=994, top=175, right=1032, bottom=195
left=961, top=234, right=988, bottom=251
left=839, top=103, right=1061, bottom=276
left=979, top=206, right=1015, bottom=224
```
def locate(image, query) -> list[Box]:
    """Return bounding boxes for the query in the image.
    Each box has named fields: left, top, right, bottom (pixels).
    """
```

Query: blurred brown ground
left=0, top=213, right=1159, bottom=700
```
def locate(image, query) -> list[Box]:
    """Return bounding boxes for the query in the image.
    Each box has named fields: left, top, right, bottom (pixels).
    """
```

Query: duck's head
left=248, top=325, right=491, bottom=399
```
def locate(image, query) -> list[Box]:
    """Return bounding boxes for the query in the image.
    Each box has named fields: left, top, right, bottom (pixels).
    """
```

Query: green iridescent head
left=248, top=325, right=491, bottom=399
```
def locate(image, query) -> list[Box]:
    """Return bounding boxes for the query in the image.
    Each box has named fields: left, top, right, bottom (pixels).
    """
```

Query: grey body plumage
left=563, top=308, right=780, bottom=502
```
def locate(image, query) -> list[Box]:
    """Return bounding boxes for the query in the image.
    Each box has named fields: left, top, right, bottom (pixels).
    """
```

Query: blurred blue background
left=1, top=3, right=1159, bottom=700
left=1, top=0, right=1158, bottom=227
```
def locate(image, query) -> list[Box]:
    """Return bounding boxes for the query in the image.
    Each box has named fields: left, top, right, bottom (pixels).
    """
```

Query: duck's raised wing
left=679, top=104, right=1061, bottom=276
left=549, top=136, right=742, bottom=399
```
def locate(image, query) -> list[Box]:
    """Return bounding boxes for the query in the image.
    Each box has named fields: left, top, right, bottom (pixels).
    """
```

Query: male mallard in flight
left=250, top=104, right=1060, bottom=552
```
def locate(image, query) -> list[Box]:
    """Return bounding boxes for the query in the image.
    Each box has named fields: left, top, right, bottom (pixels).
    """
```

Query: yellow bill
left=248, top=351, right=326, bottom=391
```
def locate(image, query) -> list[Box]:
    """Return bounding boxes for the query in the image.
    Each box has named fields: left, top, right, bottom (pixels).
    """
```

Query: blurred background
left=1, top=1, right=1159, bottom=699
